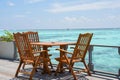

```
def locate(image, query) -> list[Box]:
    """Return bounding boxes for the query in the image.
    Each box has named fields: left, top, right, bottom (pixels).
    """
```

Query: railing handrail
left=91, top=44, right=120, bottom=48
left=86, top=44, right=120, bottom=79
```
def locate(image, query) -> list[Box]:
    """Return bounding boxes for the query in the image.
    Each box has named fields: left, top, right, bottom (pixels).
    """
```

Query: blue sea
left=0, top=28, right=120, bottom=74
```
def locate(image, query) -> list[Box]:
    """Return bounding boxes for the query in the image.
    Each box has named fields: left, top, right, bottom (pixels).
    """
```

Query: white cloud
left=48, top=1, right=120, bottom=13
left=25, top=0, right=44, bottom=4
left=25, top=11, right=32, bottom=14
left=64, top=17, right=77, bottom=22
left=7, top=1, right=15, bottom=6
left=52, top=3, right=62, bottom=8
left=107, top=15, right=118, bottom=20
left=64, top=16, right=93, bottom=23
left=35, top=20, right=41, bottom=23
left=62, top=15, right=120, bottom=28
left=14, top=14, right=25, bottom=18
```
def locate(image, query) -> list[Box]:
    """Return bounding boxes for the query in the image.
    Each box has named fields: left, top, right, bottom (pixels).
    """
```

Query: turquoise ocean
left=0, top=28, right=120, bottom=74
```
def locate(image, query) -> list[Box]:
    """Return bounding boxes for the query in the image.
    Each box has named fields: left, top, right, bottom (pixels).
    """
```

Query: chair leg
left=68, top=65, right=77, bottom=80
left=45, top=61, right=51, bottom=74
left=55, top=63, right=60, bottom=76
left=32, top=63, right=38, bottom=72
left=30, top=60, right=40, bottom=80
left=47, top=55, right=53, bottom=69
left=83, top=61, right=91, bottom=76
left=22, top=63, right=26, bottom=69
left=30, top=65, right=36, bottom=80
left=15, top=61, right=22, bottom=77
left=49, top=61, right=53, bottom=69
left=69, top=62, right=74, bottom=72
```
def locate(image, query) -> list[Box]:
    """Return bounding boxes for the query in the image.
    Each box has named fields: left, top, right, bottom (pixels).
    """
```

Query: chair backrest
left=72, top=33, right=93, bottom=61
left=23, top=31, right=41, bottom=51
left=23, top=31, right=39, bottom=42
left=13, top=32, right=34, bottom=61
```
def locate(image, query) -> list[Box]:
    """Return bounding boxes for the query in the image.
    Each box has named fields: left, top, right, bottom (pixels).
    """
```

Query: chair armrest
left=56, top=48, right=73, bottom=55
left=32, top=50, right=49, bottom=57
left=32, top=50, right=48, bottom=54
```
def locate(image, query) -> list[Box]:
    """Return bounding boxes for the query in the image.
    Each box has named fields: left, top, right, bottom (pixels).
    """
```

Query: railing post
left=118, top=47, right=120, bottom=79
left=88, top=45, right=94, bottom=72
left=118, top=69, right=120, bottom=79
left=118, top=47, right=120, bottom=55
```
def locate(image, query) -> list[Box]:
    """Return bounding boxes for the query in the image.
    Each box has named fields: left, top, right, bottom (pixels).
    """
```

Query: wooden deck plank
left=0, top=59, right=118, bottom=80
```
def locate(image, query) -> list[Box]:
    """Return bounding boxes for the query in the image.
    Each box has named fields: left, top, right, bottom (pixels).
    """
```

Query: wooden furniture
left=54, top=33, right=93, bottom=80
left=30, top=42, right=75, bottom=74
left=13, top=32, right=50, bottom=80
left=22, top=31, right=53, bottom=69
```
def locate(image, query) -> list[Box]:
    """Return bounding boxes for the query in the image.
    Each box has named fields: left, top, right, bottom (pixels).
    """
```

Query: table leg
left=42, top=46, right=51, bottom=74
left=59, top=45, right=68, bottom=72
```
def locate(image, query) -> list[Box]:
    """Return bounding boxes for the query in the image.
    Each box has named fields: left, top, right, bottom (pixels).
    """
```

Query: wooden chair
left=55, top=33, right=93, bottom=80
left=22, top=31, right=53, bottom=69
left=13, top=32, right=50, bottom=80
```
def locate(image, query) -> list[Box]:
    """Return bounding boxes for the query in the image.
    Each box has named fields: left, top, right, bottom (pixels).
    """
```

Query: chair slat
left=13, top=32, right=48, bottom=80
left=55, top=33, right=93, bottom=80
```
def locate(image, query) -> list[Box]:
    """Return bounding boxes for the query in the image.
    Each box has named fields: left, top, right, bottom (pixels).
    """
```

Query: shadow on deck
left=0, top=59, right=118, bottom=80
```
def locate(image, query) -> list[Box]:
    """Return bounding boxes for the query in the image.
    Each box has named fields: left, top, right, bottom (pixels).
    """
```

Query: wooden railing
left=88, top=44, right=120, bottom=79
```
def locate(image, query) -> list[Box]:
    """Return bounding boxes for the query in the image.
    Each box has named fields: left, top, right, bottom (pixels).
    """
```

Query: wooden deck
left=0, top=59, right=118, bottom=80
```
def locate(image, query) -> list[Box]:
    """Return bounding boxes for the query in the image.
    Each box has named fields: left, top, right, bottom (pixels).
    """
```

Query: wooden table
left=30, top=42, right=75, bottom=74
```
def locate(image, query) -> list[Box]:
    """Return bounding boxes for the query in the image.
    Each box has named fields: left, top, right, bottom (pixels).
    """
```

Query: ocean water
left=0, top=28, right=120, bottom=74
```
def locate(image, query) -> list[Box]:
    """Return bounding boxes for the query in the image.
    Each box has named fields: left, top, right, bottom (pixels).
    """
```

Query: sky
left=0, top=0, right=120, bottom=30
